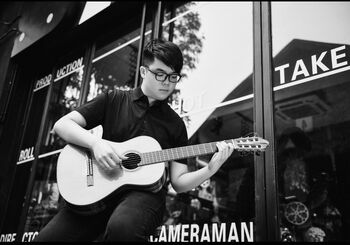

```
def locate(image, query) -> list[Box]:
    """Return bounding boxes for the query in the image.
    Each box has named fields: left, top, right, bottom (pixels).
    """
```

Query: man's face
left=140, top=58, right=178, bottom=103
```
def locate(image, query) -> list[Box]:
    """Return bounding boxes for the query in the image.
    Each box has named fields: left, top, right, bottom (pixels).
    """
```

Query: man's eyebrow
left=154, top=68, right=175, bottom=73
left=154, top=68, right=166, bottom=72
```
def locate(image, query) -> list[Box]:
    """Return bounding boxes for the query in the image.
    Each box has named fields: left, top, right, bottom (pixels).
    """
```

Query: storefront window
left=39, top=56, right=84, bottom=154
left=271, top=2, right=350, bottom=242
left=153, top=2, right=256, bottom=242
left=86, top=23, right=152, bottom=101
left=0, top=72, right=51, bottom=241
left=23, top=155, right=62, bottom=240
left=21, top=53, right=84, bottom=239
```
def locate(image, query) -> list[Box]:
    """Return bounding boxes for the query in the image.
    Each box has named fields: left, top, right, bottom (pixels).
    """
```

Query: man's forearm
left=173, top=165, right=214, bottom=193
left=53, top=119, right=98, bottom=150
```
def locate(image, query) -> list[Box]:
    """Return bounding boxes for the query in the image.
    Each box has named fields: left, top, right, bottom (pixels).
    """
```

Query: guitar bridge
left=86, top=151, right=94, bottom=187
left=87, top=175, right=94, bottom=186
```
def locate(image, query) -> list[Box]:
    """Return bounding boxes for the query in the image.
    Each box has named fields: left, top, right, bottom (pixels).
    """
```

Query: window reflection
left=24, top=155, right=63, bottom=234
left=160, top=1, right=254, bottom=238
left=40, top=67, right=83, bottom=154
left=272, top=2, right=350, bottom=242
left=1, top=76, right=50, bottom=236
left=87, top=23, right=153, bottom=101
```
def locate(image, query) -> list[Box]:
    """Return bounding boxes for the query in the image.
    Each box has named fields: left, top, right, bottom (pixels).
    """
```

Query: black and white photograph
left=0, top=1, right=349, bottom=242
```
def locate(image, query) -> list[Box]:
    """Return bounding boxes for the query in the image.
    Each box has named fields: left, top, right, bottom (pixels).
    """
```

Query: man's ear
left=140, top=66, right=146, bottom=78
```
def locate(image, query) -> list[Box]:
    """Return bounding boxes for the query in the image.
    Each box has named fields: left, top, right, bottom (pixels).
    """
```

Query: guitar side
left=56, top=136, right=166, bottom=215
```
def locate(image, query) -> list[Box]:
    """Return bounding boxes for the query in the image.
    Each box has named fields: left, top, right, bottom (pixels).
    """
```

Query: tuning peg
left=243, top=132, right=254, bottom=138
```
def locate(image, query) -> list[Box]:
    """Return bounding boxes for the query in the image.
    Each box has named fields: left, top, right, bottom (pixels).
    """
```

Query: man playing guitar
left=34, top=39, right=235, bottom=242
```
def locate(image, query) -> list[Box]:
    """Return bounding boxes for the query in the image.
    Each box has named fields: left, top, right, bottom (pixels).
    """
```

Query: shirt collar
left=132, top=86, right=167, bottom=107
left=132, top=86, right=145, bottom=101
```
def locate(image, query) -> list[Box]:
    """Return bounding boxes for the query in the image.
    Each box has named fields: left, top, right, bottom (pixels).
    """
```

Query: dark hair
left=143, top=39, right=183, bottom=74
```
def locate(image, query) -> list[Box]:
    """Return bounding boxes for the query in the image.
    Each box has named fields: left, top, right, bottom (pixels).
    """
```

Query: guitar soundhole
left=122, top=152, right=141, bottom=170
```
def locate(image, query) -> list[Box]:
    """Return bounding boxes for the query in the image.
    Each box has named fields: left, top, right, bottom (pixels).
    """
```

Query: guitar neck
left=139, top=139, right=235, bottom=166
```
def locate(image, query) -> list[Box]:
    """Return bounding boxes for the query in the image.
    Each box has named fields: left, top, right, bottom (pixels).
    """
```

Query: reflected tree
left=165, top=2, right=205, bottom=78
left=165, top=2, right=205, bottom=128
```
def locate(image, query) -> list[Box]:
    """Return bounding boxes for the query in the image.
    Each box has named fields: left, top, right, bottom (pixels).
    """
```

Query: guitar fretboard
left=139, top=140, right=235, bottom=166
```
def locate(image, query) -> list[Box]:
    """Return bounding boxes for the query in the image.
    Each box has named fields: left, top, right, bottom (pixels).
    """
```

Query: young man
left=34, top=39, right=235, bottom=241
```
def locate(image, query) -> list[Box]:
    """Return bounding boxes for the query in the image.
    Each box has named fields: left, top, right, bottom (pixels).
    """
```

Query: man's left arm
left=169, top=141, right=234, bottom=193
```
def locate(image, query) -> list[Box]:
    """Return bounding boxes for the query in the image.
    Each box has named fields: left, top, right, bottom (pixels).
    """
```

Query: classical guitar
left=56, top=135, right=269, bottom=215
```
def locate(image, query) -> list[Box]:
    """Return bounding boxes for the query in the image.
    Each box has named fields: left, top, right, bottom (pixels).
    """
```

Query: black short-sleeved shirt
left=75, top=86, right=188, bottom=165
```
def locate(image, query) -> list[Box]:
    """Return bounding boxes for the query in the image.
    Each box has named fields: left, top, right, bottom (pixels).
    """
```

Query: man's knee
left=103, top=216, right=145, bottom=241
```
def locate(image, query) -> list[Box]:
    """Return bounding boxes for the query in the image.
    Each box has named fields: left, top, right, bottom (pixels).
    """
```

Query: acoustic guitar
left=56, top=134, right=269, bottom=215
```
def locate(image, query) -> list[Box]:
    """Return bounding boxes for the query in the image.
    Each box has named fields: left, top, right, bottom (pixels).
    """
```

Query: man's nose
left=162, top=77, right=170, bottom=85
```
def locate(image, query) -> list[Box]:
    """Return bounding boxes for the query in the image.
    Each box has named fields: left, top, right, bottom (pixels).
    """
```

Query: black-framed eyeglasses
left=144, top=66, right=182, bottom=83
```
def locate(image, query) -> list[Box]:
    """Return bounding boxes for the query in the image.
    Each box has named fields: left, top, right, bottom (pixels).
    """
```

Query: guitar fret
left=163, top=150, right=168, bottom=162
left=190, top=146, right=194, bottom=158
left=156, top=150, right=160, bottom=162
left=162, top=150, right=166, bottom=162
left=147, top=152, right=150, bottom=165
left=142, top=152, right=145, bottom=165
left=139, top=136, right=266, bottom=166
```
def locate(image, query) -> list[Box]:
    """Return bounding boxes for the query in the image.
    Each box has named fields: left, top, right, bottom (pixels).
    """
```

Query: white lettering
left=275, top=45, right=349, bottom=86
left=189, top=224, right=200, bottom=242
left=34, top=74, right=52, bottom=91
left=241, top=222, right=254, bottom=242
left=149, top=222, right=254, bottom=242
left=0, top=233, right=16, bottom=242
left=170, top=91, right=205, bottom=115
left=200, top=224, right=210, bottom=242
left=291, top=59, right=310, bottom=81
left=158, top=225, right=167, bottom=242
left=181, top=224, right=189, bottom=242
left=311, top=51, right=329, bottom=74
left=212, top=222, right=226, bottom=242
left=331, top=45, right=348, bottom=69
left=168, top=224, right=181, bottom=242
left=18, top=147, right=34, bottom=162
left=182, top=97, right=196, bottom=113
left=56, top=57, right=83, bottom=79
left=274, top=63, right=289, bottom=84
left=21, top=231, right=39, bottom=242
left=228, top=223, right=239, bottom=242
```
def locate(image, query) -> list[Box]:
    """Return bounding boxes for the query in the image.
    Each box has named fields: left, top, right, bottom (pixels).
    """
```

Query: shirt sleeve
left=74, top=91, right=108, bottom=130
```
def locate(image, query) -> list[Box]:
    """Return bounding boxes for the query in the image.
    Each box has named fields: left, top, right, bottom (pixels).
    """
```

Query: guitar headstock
left=231, top=133, right=269, bottom=156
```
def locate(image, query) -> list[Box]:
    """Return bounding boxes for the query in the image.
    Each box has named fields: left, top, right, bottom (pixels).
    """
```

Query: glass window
left=39, top=55, right=84, bottom=154
left=23, top=154, right=62, bottom=238
left=86, top=23, right=152, bottom=101
left=0, top=72, right=51, bottom=240
left=153, top=2, right=256, bottom=242
left=271, top=2, right=350, bottom=242
left=22, top=52, right=84, bottom=239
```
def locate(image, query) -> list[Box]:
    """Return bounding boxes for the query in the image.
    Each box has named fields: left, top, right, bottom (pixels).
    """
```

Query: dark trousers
left=33, top=189, right=166, bottom=242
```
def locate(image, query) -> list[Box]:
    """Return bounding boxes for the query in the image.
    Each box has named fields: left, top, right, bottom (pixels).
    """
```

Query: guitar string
left=89, top=139, right=263, bottom=167
left=93, top=150, right=261, bottom=165
left=101, top=150, right=260, bottom=168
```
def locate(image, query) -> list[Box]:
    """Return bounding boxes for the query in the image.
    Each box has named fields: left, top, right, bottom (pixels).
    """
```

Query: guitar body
left=57, top=136, right=166, bottom=215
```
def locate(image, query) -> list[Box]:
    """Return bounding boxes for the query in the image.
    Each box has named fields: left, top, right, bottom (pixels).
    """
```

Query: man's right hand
left=90, top=138, right=128, bottom=170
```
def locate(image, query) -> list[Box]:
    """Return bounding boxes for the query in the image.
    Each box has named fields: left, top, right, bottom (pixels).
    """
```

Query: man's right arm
left=53, top=110, right=95, bottom=149
left=53, top=111, right=126, bottom=170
